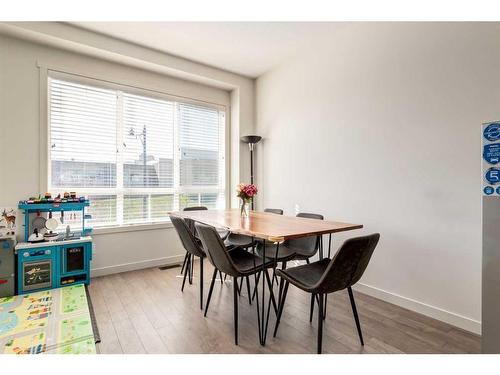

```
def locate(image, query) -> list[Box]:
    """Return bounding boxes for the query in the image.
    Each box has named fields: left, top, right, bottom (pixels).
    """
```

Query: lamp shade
left=240, top=135, right=262, bottom=144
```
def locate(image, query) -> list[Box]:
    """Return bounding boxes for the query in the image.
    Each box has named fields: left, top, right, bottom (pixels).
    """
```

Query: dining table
left=170, top=208, right=363, bottom=345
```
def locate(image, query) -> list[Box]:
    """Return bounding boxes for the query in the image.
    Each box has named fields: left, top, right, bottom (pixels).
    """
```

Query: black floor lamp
left=241, top=135, right=262, bottom=210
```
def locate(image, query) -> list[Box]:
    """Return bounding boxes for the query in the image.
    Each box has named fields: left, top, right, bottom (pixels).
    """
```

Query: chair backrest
left=297, top=212, right=324, bottom=220
left=170, top=215, right=205, bottom=258
left=183, top=206, right=208, bottom=211
left=183, top=206, right=208, bottom=235
left=195, top=222, right=239, bottom=276
left=316, top=233, right=380, bottom=294
left=285, top=212, right=324, bottom=257
left=264, top=208, right=283, bottom=215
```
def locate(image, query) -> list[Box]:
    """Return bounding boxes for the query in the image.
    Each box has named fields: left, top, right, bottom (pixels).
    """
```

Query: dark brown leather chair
left=273, top=233, right=380, bottom=354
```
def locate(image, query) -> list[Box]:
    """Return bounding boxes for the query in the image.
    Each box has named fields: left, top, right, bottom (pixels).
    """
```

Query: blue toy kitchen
left=15, top=196, right=93, bottom=294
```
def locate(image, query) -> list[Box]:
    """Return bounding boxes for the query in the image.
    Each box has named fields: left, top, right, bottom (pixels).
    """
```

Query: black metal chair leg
left=233, top=276, right=239, bottom=345
left=180, top=252, right=188, bottom=274
left=245, top=276, right=252, bottom=305
left=189, top=254, right=193, bottom=284
left=319, top=236, right=324, bottom=260
left=327, top=233, right=332, bottom=259
left=305, top=258, right=310, bottom=264
left=309, top=293, right=315, bottom=322
left=252, top=270, right=262, bottom=344
left=323, top=294, right=328, bottom=320
left=273, top=281, right=289, bottom=337
left=199, top=257, right=204, bottom=310
left=277, top=262, right=287, bottom=306
left=318, top=294, right=324, bottom=354
left=348, top=286, right=364, bottom=345
left=181, top=254, right=190, bottom=292
left=219, top=271, right=224, bottom=284
left=204, top=268, right=218, bottom=317
left=237, top=277, right=243, bottom=296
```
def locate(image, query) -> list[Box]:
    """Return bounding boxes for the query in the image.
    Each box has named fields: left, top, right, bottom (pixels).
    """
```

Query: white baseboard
left=89, top=256, right=481, bottom=335
left=90, top=254, right=185, bottom=278
left=353, top=283, right=481, bottom=335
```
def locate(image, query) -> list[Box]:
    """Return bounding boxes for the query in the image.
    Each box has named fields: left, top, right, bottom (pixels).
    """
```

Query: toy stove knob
left=45, top=250, right=51, bottom=255
left=23, top=252, right=29, bottom=257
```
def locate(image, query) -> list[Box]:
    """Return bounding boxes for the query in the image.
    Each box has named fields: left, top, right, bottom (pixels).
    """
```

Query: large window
left=48, top=74, right=226, bottom=227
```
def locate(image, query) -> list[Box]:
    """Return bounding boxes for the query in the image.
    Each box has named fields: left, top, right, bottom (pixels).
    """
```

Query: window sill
left=92, top=221, right=174, bottom=235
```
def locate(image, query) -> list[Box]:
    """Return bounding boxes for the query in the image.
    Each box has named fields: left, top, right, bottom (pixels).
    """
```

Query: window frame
left=43, top=69, right=230, bottom=230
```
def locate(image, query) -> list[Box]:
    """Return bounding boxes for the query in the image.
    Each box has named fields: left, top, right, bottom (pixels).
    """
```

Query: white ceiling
left=71, top=22, right=344, bottom=78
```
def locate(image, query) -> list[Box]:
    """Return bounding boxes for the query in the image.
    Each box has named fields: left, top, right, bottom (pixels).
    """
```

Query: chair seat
left=226, top=233, right=254, bottom=248
left=256, top=242, right=297, bottom=262
left=230, top=247, right=275, bottom=276
left=277, top=258, right=330, bottom=292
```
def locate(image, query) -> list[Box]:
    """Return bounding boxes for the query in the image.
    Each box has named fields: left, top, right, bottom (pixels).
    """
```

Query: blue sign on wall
left=483, top=143, right=500, bottom=165
left=485, top=168, right=500, bottom=185
left=497, top=186, right=500, bottom=195
left=484, top=186, right=495, bottom=195
left=484, top=123, right=500, bottom=142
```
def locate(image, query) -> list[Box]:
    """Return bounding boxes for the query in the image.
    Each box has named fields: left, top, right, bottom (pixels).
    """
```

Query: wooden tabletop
left=169, top=209, right=363, bottom=242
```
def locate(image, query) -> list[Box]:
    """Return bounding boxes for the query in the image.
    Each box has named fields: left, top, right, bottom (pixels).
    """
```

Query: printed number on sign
left=485, top=168, right=500, bottom=185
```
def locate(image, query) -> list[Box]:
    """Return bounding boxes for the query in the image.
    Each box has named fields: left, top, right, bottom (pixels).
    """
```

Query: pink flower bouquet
left=236, top=183, right=258, bottom=217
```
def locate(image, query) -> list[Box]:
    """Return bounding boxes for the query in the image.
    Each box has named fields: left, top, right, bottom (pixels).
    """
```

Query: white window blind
left=48, top=74, right=226, bottom=227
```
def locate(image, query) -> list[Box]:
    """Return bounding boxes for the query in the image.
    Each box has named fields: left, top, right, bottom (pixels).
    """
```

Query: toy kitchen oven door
left=19, top=246, right=55, bottom=292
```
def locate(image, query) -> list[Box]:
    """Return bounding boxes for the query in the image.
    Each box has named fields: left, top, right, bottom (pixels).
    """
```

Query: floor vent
left=159, top=264, right=181, bottom=270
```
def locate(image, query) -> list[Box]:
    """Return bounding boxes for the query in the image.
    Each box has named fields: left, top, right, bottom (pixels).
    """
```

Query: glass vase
left=240, top=199, right=250, bottom=218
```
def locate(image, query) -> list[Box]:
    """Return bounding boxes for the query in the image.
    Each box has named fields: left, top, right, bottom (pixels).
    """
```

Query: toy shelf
left=18, top=200, right=92, bottom=242
left=18, top=201, right=90, bottom=212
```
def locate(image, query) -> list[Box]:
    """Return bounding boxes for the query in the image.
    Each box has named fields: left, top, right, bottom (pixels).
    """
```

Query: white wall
left=255, top=22, right=500, bottom=333
left=0, top=25, right=254, bottom=276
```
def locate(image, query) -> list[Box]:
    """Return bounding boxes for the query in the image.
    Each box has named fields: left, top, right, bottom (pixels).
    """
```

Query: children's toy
left=1, top=209, right=16, bottom=236
left=28, top=228, right=44, bottom=243
left=0, top=284, right=96, bottom=354
left=20, top=192, right=85, bottom=205
left=15, top=198, right=93, bottom=294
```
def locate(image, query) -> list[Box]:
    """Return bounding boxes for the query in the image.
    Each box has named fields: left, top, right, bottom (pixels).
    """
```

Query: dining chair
left=181, top=206, right=229, bottom=280
left=264, top=208, right=284, bottom=215
left=170, top=215, right=208, bottom=310
left=227, top=208, right=281, bottom=295
left=180, top=206, right=208, bottom=277
left=195, top=222, right=277, bottom=345
left=254, top=212, right=323, bottom=302
left=273, top=233, right=380, bottom=354
left=256, top=212, right=323, bottom=265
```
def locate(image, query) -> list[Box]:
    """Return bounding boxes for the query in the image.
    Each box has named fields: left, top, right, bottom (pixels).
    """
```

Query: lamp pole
left=240, top=135, right=262, bottom=210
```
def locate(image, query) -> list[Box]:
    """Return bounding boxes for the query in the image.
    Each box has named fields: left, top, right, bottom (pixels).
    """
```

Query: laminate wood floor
left=88, top=262, right=480, bottom=354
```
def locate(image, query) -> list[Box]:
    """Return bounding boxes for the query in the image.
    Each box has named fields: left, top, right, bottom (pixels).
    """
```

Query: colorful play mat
left=0, top=284, right=96, bottom=354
